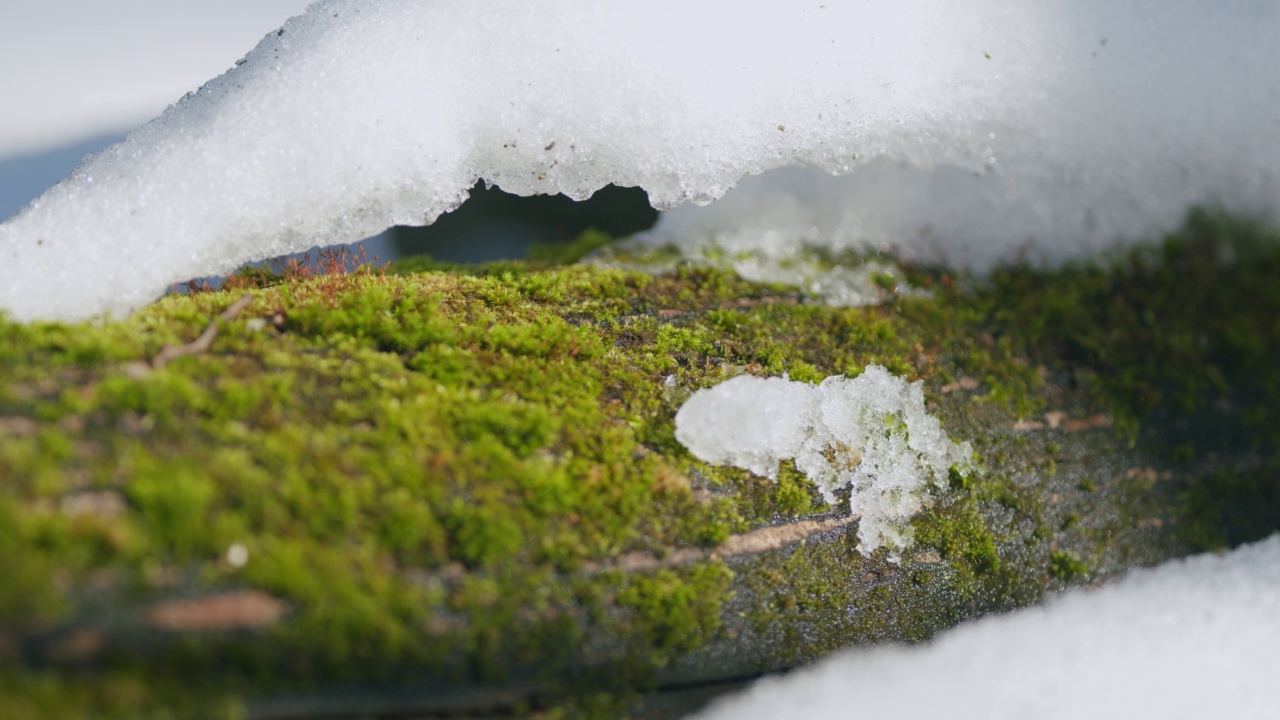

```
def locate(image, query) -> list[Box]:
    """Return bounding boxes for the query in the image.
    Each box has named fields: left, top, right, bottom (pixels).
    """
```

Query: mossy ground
left=0, top=209, right=1276, bottom=718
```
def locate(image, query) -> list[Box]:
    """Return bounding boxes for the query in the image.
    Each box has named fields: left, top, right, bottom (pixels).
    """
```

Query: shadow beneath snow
left=391, top=181, right=658, bottom=263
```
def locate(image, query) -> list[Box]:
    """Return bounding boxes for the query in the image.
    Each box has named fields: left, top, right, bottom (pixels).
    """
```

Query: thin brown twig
left=152, top=293, right=254, bottom=369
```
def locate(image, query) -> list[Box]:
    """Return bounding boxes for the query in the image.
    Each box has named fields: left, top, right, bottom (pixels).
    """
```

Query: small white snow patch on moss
left=674, top=365, right=972, bottom=557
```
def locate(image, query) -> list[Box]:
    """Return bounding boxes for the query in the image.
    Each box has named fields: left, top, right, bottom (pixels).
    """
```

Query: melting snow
left=674, top=366, right=973, bottom=556
left=4, top=1, right=1280, bottom=320
left=690, top=534, right=1280, bottom=720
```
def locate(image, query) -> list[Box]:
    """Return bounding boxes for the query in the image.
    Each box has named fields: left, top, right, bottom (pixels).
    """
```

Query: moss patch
left=0, top=211, right=1276, bottom=717
left=980, top=208, right=1280, bottom=448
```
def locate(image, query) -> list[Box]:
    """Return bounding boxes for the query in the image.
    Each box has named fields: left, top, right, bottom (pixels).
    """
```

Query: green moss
left=981, top=208, right=1280, bottom=449
left=0, top=209, right=1274, bottom=716
left=913, top=498, right=1002, bottom=584
left=0, top=669, right=245, bottom=720
left=973, top=207, right=1280, bottom=564
left=615, top=563, right=733, bottom=663
left=528, top=229, right=618, bottom=266
left=1177, top=460, right=1280, bottom=552
left=0, top=499, right=63, bottom=624
left=734, top=525, right=980, bottom=668
left=1048, top=550, right=1089, bottom=581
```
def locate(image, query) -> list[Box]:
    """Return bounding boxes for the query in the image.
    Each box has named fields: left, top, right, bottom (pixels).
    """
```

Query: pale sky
left=0, top=1, right=315, bottom=159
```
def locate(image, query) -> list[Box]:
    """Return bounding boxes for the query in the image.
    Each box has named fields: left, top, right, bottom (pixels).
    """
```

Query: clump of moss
left=1048, top=550, right=1089, bottom=581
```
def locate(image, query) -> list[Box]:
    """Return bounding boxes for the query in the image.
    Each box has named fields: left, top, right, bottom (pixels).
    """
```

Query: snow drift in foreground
left=674, top=367, right=972, bottom=556
left=4, top=0, right=1280, bottom=320
left=690, top=535, right=1280, bottom=720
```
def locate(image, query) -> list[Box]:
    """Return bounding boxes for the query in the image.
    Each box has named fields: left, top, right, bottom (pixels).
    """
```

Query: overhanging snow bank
left=3, top=1, right=1280, bottom=320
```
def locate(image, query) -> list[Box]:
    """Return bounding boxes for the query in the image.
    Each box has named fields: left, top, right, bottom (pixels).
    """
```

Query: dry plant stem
left=152, top=293, right=254, bottom=369
left=583, top=514, right=860, bottom=574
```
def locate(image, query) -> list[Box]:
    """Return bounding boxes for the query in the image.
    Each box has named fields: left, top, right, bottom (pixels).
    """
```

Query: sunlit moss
left=0, top=210, right=1275, bottom=717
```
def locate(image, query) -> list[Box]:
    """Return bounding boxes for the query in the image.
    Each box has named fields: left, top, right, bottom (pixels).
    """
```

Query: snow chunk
left=674, top=366, right=973, bottom=556
left=690, top=534, right=1280, bottom=720
left=6, top=1, right=1280, bottom=320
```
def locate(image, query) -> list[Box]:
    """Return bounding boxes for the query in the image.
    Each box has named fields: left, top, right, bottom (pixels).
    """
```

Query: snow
left=725, top=254, right=910, bottom=308
left=689, top=534, right=1280, bottom=720
left=674, top=366, right=973, bottom=556
left=4, top=0, right=1280, bottom=320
